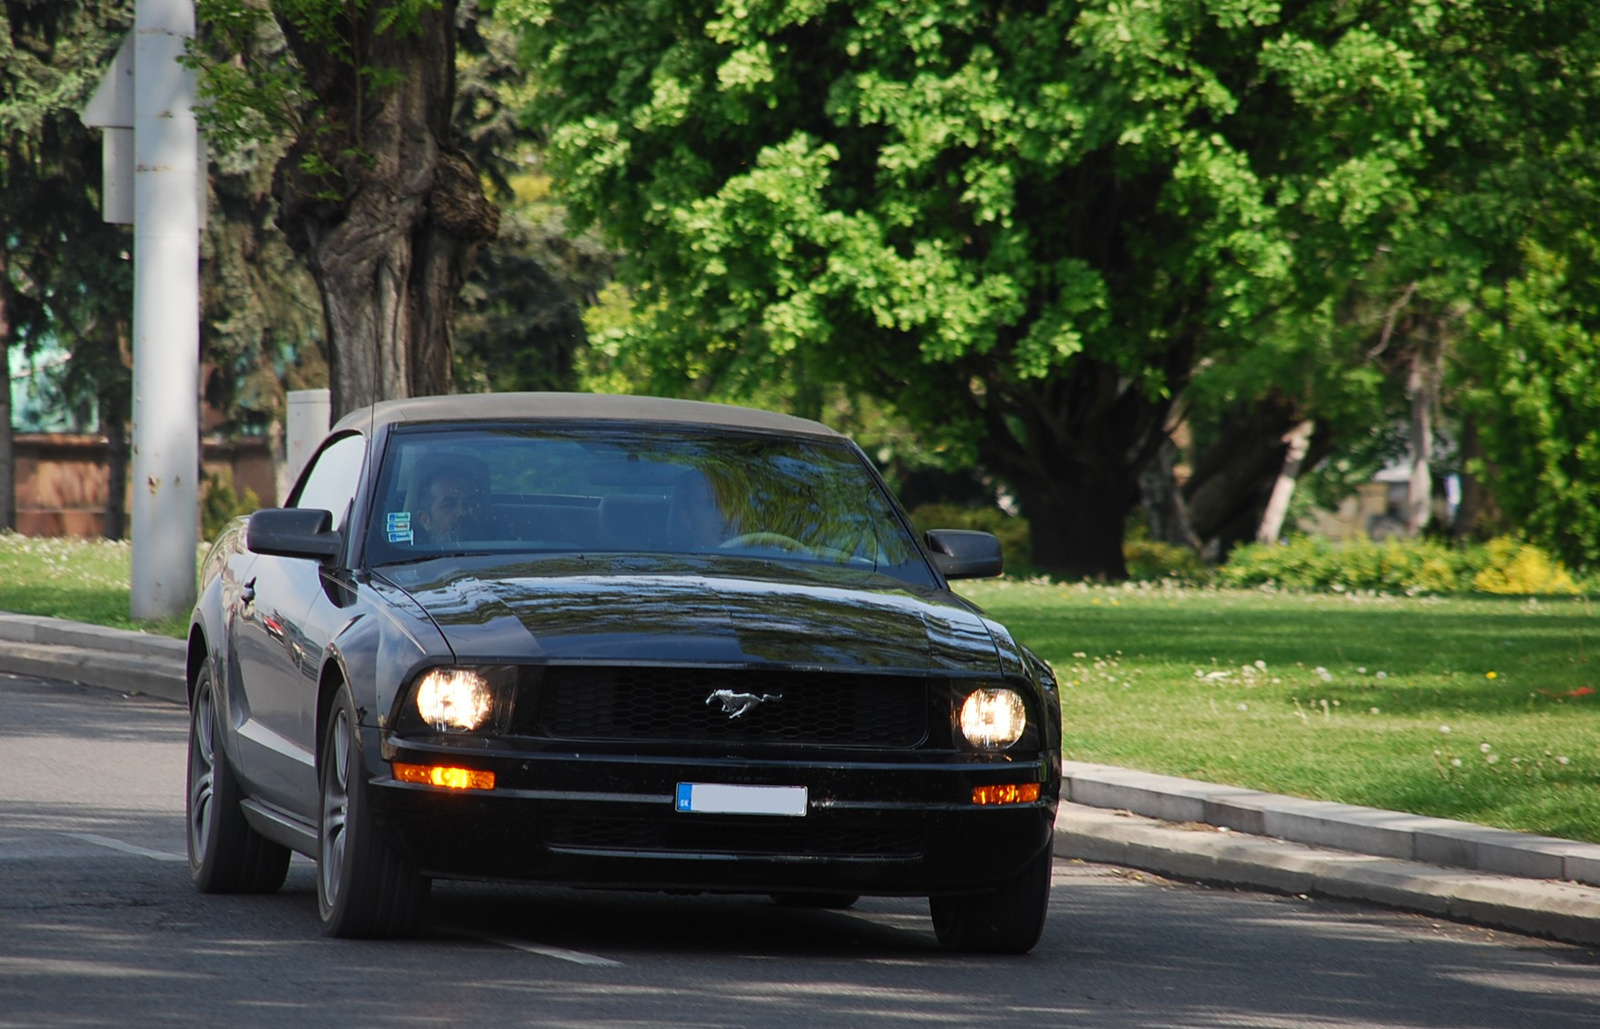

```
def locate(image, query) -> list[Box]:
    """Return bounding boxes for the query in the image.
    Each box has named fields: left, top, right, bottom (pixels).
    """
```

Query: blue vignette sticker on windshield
left=675, top=783, right=808, bottom=817
left=386, top=511, right=414, bottom=544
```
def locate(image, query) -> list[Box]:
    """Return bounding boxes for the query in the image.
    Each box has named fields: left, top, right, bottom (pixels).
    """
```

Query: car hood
left=382, top=557, right=1001, bottom=673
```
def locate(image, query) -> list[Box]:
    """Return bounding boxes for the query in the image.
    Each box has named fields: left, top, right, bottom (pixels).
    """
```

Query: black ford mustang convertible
left=185, top=393, right=1061, bottom=952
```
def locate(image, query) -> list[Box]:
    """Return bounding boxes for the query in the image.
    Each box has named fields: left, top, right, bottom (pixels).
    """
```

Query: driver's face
left=419, top=476, right=484, bottom=540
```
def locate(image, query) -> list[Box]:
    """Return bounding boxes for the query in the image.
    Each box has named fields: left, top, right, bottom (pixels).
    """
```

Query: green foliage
left=1462, top=232, right=1600, bottom=571
left=200, top=470, right=261, bottom=543
left=1471, top=538, right=1580, bottom=597
left=2, top=0, right=137, bottom=457
left=510, top=0, right=1515, bottom=578
left=1123, top=536, right=1210, bottom=585
left=1219, top=535, right=1582, bottom=597
left=185, top=0, right=311, bottom=153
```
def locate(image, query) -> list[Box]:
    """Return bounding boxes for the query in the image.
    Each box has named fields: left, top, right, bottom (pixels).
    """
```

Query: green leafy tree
left=450, top=9, right=612, bottom=394
left=514, top=0, right=1439, bottom=577
left=1, top=0, right=134, bottom=533
left=1464, top=229, right=1600, bottom=569
left=194, top=9, right=329, bottom=454
left=1181, top=1, right=1600, bottom=559
left=195, top=0, right=500, bottom=420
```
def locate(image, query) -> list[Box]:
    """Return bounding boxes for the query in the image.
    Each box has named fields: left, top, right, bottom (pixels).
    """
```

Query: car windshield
left=363, top=422, right=930, bottom=580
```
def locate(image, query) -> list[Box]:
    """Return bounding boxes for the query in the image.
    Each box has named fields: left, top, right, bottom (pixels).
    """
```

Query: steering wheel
left=720, top=532, right=810, bottom=554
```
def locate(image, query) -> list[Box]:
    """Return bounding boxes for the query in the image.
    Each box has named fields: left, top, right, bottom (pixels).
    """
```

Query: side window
left=291, top=433, right=367, bottom=528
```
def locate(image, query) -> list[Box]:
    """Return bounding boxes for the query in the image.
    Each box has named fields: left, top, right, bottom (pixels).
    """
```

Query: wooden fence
left=13, top=433, right=277, bottom=538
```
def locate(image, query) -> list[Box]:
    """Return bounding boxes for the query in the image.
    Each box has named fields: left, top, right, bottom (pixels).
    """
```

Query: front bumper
left=366, top=729, right=1059, bottom=896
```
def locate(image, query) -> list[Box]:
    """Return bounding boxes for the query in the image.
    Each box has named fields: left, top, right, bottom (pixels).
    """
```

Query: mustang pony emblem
left=705, top=689, right=783, bottom=719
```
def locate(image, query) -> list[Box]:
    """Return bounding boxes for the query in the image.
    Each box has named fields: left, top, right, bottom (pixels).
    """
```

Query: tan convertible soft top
left=333, top=391, right=844, bottom=439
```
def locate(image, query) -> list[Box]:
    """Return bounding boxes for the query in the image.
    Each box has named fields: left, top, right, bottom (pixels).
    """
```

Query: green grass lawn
left=959, top=579, right=1600, bottom=844
left=3, top=532, right=1597, bottom=843
left=0, top=533, right=189, bottom=638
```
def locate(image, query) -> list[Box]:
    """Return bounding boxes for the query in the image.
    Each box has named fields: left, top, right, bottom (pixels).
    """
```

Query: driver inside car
left=412, top=460, right=491, bottom=544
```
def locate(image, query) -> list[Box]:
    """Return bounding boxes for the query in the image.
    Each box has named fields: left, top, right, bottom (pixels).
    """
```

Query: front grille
left=528, top=667, right=929, bottom=747
left=544, top=816, right=924, bottom=859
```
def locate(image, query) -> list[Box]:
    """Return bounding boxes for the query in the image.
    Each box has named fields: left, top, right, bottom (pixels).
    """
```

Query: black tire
left=929, top=839, right=1053, bottom=954
left=186, top=666, right=290, bottom=894
left=317, top=684, right=429, bottom=938
left=770, top=892, right=859, bottom=909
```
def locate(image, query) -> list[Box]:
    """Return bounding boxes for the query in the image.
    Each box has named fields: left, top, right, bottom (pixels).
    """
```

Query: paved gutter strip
left=1054, top=804, right=1600, bottom=948
left=2, top=611, right=1598, bottom=948
left=0, top=639, right=186, bottom=703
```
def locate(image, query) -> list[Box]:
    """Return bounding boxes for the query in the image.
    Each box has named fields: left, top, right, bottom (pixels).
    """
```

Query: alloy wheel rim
left=320, top=708, right=350, bottom=905
left=187, top=683, right=216, bottom=861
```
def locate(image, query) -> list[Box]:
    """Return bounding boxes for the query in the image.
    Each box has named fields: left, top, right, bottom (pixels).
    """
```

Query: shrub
left=1470, top=537, right=1580, bottom=595
left=1124, top=536, right=1210, bottom=583
left=201, top=470, right=261, bottom=543
left=1220, top=534, right=1582, bottom=596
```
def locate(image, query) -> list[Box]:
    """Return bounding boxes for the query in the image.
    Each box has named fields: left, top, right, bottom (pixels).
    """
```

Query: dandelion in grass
left=1452, top=758, right=1462, bottom=767
left=1370, top=707, right=1380, bottom=714
left=1480, top=743, right=1492, bottom=753
left=1486, top=671, right=1498, bottom=680
left=1314, top=666, right=1333, bottom=682
left=1375, top=671, right=1388, bottom=680
left=1559, top=756, right=1571, bottom=765
left=1440, top=725, right=1452, bottom=734
left=1486, top=754, right=1500, bottom=765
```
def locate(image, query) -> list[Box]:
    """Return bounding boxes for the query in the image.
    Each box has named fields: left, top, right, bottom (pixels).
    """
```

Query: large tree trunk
left=1405, top=341, right=1440, bottom=534
left=1255, top=419, right=1315, bottom=544
left=1014, top=468, right=1139, bottom=579
left=1138, top=436, right=1200, bottom=549
left=273, top=1, right=499, bottom=421
left=1452, top=415, right=1494, bottom=539
left=977, top=353, right=1184, bottom=579
left=1185, top=396, right=1332, bottom=559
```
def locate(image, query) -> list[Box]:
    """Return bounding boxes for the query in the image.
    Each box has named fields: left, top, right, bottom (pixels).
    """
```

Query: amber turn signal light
left=393, top=762, right=496, bottom=791
left=971, top=782, right=1041, bottom=806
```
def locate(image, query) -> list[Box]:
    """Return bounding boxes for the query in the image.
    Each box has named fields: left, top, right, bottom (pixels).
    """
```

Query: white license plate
left=675, top=783, right=808, bottom=817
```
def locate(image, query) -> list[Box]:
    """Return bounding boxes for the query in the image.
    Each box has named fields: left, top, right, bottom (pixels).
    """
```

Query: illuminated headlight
left=959, top=688, right=1027, bottom=750
left=414, top=668, right=498, bottom=732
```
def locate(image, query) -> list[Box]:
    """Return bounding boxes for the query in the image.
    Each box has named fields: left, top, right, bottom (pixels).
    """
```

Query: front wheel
left=317, top=684, right=430, bottom=938
left=186, top=666, right=289, bottom=894
left=929, top=839, right=1053, bottom=954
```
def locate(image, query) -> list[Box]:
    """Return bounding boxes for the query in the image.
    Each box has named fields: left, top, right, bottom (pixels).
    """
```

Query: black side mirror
left=925, top=529, right=1004, bottom=580
left=247, top=508, right=342, bottom=563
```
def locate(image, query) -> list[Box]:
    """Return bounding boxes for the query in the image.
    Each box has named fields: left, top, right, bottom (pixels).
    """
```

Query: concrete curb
left=3, top=610, right=1598, bottom=948
left=0, top=613, right=187, bottom=704
left=1061, top=760, right=1600, bottom=889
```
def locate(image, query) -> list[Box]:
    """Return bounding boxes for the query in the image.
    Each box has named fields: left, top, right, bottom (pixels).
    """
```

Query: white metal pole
left=285, top=388, right=332, bottom=490
left=130, top=0, right=200, bottom=620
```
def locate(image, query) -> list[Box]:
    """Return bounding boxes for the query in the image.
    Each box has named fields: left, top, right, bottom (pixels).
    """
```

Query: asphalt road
left=3, top=671, right=1599, bottom=1029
